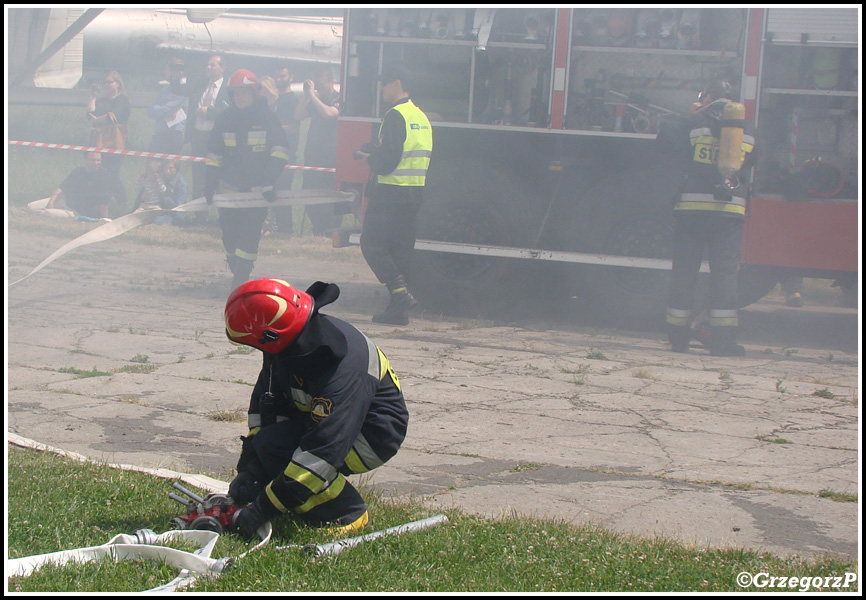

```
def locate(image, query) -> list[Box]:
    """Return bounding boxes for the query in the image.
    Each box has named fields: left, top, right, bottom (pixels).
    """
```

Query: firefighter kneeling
left=661, top=80, right=758, bottom=356
left=224, top=278, right=409, bottom=538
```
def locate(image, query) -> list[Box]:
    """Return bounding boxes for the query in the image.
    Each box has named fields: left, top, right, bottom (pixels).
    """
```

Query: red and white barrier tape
left=8, top=140, right=336, bottom=172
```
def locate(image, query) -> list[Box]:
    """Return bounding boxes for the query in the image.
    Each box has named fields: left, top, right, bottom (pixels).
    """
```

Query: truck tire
left=583, top=212, right=675, bottom=330
left=407, top=162, right=533, bottom=318
left=550, top=164, right=683, bottom=330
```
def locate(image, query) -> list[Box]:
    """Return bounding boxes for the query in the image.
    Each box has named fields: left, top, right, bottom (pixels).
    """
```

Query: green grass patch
left=7, top=446, right=857, bottom=592
left=632, top=368, right=660, bottom=381
left=756, top=435, right=790, bottom=445
left=114, top=364, right=157, bottom=375
left=56, top=366, right=113, bottom=378
left=207, top=409, right=247, bottom=423
left=511, top=462, right=542, bottom=473
left=818, top=489, right=858, bottom=503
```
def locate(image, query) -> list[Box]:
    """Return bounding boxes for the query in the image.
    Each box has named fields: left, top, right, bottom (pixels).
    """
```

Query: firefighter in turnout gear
left=205, top=69, right=290, bottom=290
left=660, top=80, right=758, bottom=356
left=224, top=278, right=409, bottom=538
left=356, top=65, right=433, bottom=326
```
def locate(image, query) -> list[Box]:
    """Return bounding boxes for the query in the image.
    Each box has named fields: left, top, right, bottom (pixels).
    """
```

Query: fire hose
left=7, top=435, right=451, bottom=591
left=7, top=526, right=271, bottom=593
left=9, top=482, right=448, bottom=592
left=10, top=189, right=355, bottom=288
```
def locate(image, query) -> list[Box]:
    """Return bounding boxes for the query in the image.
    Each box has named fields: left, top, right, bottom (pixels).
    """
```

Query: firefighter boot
left=372, top=276, right=418, bottom=326
left=668, top=324, right=691, bottom=353
left=231, top=257, right=254, bottom=291
left=708, top=327, right=745, bottom=357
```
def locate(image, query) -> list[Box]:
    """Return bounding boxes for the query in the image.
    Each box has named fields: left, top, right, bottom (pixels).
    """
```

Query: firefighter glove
left=234, top=493, right=280, bottom=540
left=228, top=471, right=262, bottom=505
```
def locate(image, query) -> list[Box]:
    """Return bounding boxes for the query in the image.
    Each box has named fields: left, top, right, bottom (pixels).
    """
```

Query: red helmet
left=225, top=278, right=313, bottom=353
left=227, top=69, right=260, bottom=95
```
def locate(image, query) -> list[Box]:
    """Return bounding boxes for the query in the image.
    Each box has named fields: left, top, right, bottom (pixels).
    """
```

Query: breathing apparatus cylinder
left=717, top=102, right=745, bottom=180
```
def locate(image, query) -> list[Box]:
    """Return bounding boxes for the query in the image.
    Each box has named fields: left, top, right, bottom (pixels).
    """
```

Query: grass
left=56, top=366, right=113, bottom=378
left=7, top=446, right=858, bottom=593
left=632, top=368, right=660, bottom=381
left=207, top=409, right=247, bottom=423
left=586, top=348, right=608, bottom=360
left=756, top=435, right=790, bottom=445
left=818, top=489, right=858, bottom=503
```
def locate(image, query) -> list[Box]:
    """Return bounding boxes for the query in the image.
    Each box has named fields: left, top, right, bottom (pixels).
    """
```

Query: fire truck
left=334, top=8, right=859, bottom=326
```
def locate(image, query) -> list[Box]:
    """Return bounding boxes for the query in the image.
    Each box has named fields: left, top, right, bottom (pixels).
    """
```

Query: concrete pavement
left=6, top=219, right=860, bottom=561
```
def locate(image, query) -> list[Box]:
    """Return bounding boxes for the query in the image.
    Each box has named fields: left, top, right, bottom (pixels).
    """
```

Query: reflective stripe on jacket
left=674, top=107, right=757, bottom=219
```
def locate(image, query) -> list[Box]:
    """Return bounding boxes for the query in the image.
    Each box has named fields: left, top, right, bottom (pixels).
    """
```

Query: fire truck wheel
left=407, top=162, right=533, bottom=318
left=582, top=212, right=675, bottom=330
left=408, top=201, right=524, bottom=317
left=549, top=163, right=685, bottom=331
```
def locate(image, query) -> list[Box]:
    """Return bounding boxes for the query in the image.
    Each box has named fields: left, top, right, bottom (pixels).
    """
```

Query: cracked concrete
left=6, top=220, right=860, bottom=561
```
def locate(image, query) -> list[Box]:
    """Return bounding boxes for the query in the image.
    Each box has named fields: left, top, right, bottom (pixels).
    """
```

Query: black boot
left=372, top=276, right=418, bottom=325
left=231, top=258, right=254, bottom=291
left=708, top=327, right=745, bottom=356
left=668, top=324, right=691, bottom=353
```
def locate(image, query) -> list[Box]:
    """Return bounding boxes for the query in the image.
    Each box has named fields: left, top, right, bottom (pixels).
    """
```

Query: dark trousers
left=249, top=419, right=369, bottom=528
left=272, top=169, right=295, bottom=235
left=100, top=154, right=127, bottom=215
left=360, top=201, right=420, bottom=285
left=667, top=213, right=743, bottom=348
left=301, top=171, right=341, bottom=236
left=188, top=128, right=210, bottom=199
left=218, top=206, right=268, bottom=277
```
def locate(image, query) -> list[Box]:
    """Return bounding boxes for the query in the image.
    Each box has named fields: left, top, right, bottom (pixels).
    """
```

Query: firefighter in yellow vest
left=660, top=80, right=758, bottom=356
left=356, top=65, right=433, bottom=325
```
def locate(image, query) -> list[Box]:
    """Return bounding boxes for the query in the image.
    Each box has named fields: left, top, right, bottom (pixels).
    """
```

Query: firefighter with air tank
left=660, top=79, right=758, bottom=356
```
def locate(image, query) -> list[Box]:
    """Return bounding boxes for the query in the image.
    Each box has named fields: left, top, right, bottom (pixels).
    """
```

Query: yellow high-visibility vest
left=377, top=100, right=432, bottom=187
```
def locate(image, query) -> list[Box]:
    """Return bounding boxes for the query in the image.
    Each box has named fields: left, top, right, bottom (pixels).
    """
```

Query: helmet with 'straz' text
left=227, top=69, right=260, bottom=95
left=225, top=278, right=313, bottom=353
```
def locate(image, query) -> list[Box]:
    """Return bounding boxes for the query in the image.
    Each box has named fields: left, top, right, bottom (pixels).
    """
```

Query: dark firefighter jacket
left=658, top=100, right=758, bottom=219
left=246, top=284, right=408, bottom=515
left=205, top=96, right=290, bottom=196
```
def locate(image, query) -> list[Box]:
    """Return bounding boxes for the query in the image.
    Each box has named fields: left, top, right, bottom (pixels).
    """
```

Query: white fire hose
left=8, top=515, right=449, bottom=592
left=7, top=525, right=273, bottom=593
left=10, top=189, right=355, bottom=287
left=7, top=430, right=449, bottom=592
